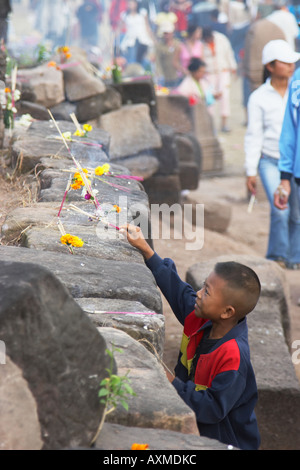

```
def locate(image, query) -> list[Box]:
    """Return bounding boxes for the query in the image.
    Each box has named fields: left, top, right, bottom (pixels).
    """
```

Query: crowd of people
left=107, top=0, right=300, bottom=133
left=3, top=0, right=300, bottom=133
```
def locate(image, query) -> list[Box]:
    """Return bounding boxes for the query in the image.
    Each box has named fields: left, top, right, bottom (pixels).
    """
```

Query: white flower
left=14, top=89, right=21, bottom=101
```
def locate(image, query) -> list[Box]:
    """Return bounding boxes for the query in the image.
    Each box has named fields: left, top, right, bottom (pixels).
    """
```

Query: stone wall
left=0, top=117, right=227, bottom=450
left=11, top=54, right=226, bottom=204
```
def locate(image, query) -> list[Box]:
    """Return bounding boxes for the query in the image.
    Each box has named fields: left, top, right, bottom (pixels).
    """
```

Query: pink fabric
left=180, top=41, right=203, bottom=70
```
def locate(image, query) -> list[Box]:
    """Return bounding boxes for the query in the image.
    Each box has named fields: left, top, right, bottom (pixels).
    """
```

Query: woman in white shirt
left=120, top=0, right=154, bottom=68
left=244, top=40, right=300, bottom=269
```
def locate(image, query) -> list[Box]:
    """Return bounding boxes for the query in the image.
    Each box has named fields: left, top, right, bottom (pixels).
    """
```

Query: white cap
left=262, top=40, right=300, bottom=65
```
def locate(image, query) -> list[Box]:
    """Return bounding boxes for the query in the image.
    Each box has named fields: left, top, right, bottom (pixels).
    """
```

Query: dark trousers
left=0, top=19, right=8, bottom=43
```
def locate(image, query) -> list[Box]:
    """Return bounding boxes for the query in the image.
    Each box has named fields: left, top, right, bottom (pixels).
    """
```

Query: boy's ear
left=221, top=305, right=236, bottom=319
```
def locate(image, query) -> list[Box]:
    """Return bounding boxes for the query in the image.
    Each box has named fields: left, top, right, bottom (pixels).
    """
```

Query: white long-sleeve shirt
left=244, top=78, right=289, bottom=176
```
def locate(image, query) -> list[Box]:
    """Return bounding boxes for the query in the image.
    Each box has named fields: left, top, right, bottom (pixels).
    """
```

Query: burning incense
left=57, top=174, right=72, bottom=217
left=247, top=194, right=256, bottom=213
left=69, top=112, right=82, bottom=134
left=69, top=203, right=120, bottom=231
left=47, top=109, right=101, bottom=209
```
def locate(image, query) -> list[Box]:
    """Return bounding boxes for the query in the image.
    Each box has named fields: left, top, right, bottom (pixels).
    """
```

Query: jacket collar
left=193, top=317, right=248, bottom=348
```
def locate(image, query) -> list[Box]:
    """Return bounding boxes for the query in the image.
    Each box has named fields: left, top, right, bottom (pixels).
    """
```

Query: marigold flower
left=95, top=163, right=110, bottom=176
left=5, top=87, right=11, bottom=93
left=47, top=61, right=57, bottom=68
left=60, top=234, right=84, bottom=247
left=71, top=169, right=90, bottom=189
left=131, top=443, right=149, bottom=450
left=102, top=163, right=110, bottom=173
left=73, top=128, right=85, bottom=137
left=113, top=204, right=121, bottom=213
left=71, top=181, right=82, bottom=190
left=95, top=166, right=104, bottom=176
left=83, top=123, right=92, bottom=132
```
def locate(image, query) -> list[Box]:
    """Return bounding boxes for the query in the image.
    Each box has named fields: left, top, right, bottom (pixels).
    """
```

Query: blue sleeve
left=172, top=370, right=246, bottom=424
left=279, top=74, right=299, bottom=179
left=145, top=252, right=197, bottom=325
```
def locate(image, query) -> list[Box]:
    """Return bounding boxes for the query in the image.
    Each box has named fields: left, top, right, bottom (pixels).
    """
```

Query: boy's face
left=194, top=271, right=229, bottom=321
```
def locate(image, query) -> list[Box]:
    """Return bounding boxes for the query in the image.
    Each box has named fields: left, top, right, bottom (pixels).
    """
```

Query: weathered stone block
left=18, top=64, right=65, bottom=108
left=142, top=174, right=182, bottom=206
left=63, top=63, right=106, bottom=102
left=155, top=123, right=179, bottom=175
left=77, top=298, right=165, bottom=358
left=183, top=194, right=232, bottom=233
left=0, top=260, right=111, bottom=449
left=111, top=78, right=157, bottom=122
left=98, top=327, right=199, bottom=435
left=11, top=120, right=110, bottom=173
left=0, top=246, right=162, bottom=313
left=99, top=104, right=162, bottom=160
left=96, top=422, right=235, bottom=450
left=0, top=357, right=43, bottom=450
left=75, top=86, right=122, bottom=122
left=156, top=95, right=223, bottom=175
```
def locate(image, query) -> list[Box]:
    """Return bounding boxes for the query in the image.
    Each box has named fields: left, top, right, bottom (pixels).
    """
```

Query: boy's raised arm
left=119, top=224, right=154, bottom=260
left=120, top=224, right=196, bottom=324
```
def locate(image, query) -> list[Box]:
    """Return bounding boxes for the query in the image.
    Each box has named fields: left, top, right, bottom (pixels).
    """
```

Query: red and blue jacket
left=146, top=253, right=260, bottom=450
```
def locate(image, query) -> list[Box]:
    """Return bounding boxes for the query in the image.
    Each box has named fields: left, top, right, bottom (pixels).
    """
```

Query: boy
left=120, top=224, right=261, bottom=450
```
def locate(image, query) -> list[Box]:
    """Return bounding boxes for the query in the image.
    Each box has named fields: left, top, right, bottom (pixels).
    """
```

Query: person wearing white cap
left=154, top=18, right=182, bottom=88
left=244, top=39, right=300, bottom=270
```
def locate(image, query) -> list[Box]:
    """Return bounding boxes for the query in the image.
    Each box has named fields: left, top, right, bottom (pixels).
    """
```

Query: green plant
left=36, top=43, right=50, bottom=64
left=99, top=345, right=135, bottom=411
left=90, top=344, right=136, bottom=445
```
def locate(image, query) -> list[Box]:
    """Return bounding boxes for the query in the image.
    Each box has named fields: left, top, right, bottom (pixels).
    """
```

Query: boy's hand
left=164, top=365, right=175, bottom=383
left=120, top=224, right=154, bottom=260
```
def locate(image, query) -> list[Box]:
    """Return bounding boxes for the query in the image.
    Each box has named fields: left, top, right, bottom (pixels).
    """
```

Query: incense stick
left=69, top=112, right=82, bottom=133
left=47, top=109, right=102, bottom=210
left=69, top=203, right=120, bottom=230
left=247, top=194, right=256, bottom=213
left=85, top=310, right=157, bottom=315
left=57, top=174, right=71, bottom=217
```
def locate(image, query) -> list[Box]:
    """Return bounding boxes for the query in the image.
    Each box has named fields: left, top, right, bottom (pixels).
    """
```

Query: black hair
left=188, top=57, right=206, bottom=72
left=262, top=60, right=276, bottom=83
left=127, top=0, right=140, bottom=13
left=202, top=26, right=213, bottom=42
left=210, top=8, right=219, bottom=20
left=214, top=261, right=261, bottom=315
left=187, top=23, right=201, bottom=38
